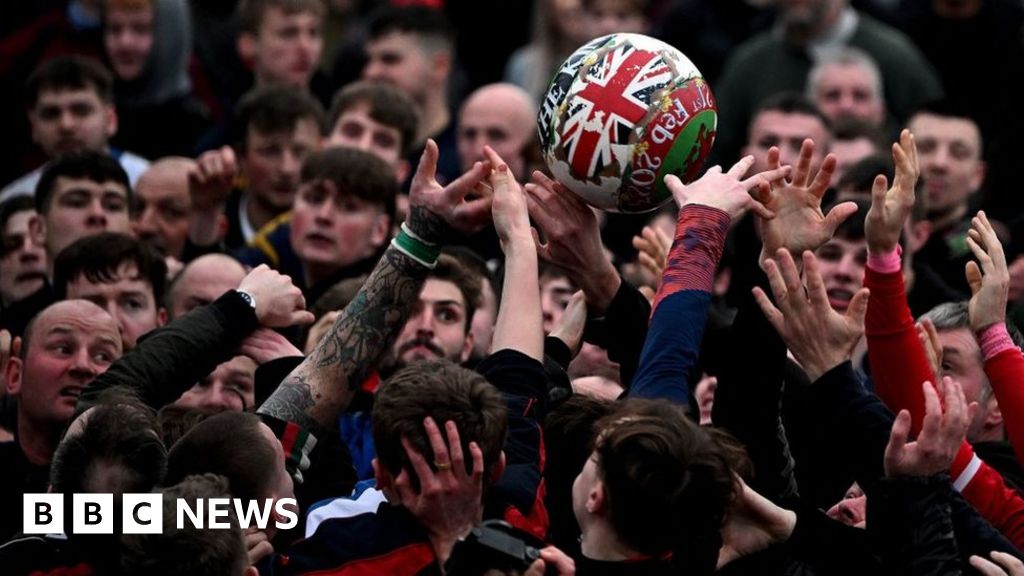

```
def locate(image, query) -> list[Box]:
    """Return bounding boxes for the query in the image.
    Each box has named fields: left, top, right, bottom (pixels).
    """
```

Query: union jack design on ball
left=539, top=33, right=717, bottom=213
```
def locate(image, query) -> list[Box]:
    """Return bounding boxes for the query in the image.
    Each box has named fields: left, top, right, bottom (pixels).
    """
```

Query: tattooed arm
left=257, top=140, right=493, bottom=430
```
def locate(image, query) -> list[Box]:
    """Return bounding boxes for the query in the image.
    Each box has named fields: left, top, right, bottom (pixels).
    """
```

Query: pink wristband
left=979, top=323, right=1016, bottom=360
left=866, top=245, right=902, bottom=274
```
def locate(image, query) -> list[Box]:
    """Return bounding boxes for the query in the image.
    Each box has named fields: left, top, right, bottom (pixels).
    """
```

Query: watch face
left=239, top=291, right=255, bottom=308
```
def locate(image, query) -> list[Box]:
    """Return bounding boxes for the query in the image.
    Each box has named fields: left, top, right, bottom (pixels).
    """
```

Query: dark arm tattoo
left=258, top=247, right=428, bottom=429
left=407, top=204, right=452, bottom=245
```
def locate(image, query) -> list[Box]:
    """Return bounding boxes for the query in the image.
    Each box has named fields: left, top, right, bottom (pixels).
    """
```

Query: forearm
left=983, top=328, right=1024, bottom=463
left=587, top=279, right=651, bottom=388
left=572, top=258, right=620, bottom=315
left=258, top=245, right=429, bottom=430
left=491, top=237, right=543, bottom=360
left=188, top=206, right=222, bottom=247
left=629, top=205, right=730, bottom=403
left=864, top=259, right=934, bottom=436
left=78, top=291, right=257, bottom=411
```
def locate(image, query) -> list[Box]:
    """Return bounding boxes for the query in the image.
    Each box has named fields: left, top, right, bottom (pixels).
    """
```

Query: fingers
left=822, top=201, right=859, bottom=237
left=792, top=139, right=815, bottom=188
left=291, top=310, right=316, bottom=326
left=412, top=139, right=440, bottom=187
left=990, top=551, right=1024, bottom=575
left=966, top=260, right=983, bottom=296
left=762, top=256, right=790, bottom=306
left=847, top=288, right=870, bottom=326
left=727, top=155, right=755, bottom=179
left=445, top=420, right=465, bottom=477
left=971, top=555, right=1011, bottom=576
left=808, top=154, right=837, bottom=198
left=423, top=416, right=450, bottom=472
left=767, top=146, right=781, bottom=173
left=665, top=174, right=687, bottom=206
left=752, top=286, right=785, bottom=334
left=401, top=434, right=435, bottom=488
left=885, top=409, right=911, bottom=469
left=446, top=160, right=493, bottom=203
left=941, top=376, right=969, bottom=443
left=919, top=380, right=942, bottom=441
left=742, top=165, right=790, bottom=190
left=775, top=248, right=802, bottom=298
left=871, top=173, right=889, bottom=207
left=803, top=251, right=829, bottom=310
left=539, top=546, right=576, bottom=575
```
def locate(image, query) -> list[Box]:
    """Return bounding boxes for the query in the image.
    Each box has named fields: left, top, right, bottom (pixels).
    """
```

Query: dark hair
left=121, top=474, right=248, bottom=576
left=373, top=361, right=507, bottom=484
left=427, top=253, right=483, bottom=332
left=443, top=246, right=500, bottom=310
left=54, top=232, right=168, bottom=305
left=328, top=81, right=420, bottom=156
left=35, top=151, right=132, bottom=215
left=828, top=197, right=870, bottom=242
left=157, top=404, right=221, bottom=448
left=237, top=0, right=324, bottom=35
left=593, top=399, right=739, bottom=573
left=165, top=411, right=279, bottom=502
left=0, top=196, right=35, bottom=231
left=837, top=153, right=893, bottom=195
left=51, top=396, right=166, bottom=495
left=300, top=146, right=398, bottom=223
left=368, top=5, right=455, bottom=52
left=233, top=85, right=326, bottom=152
left=26, top=56, right=114, bottom=109
left=752, top=91, right=832, bottom=133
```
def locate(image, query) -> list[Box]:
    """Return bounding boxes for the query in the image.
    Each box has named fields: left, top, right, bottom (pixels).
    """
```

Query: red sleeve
left=985, top=348, right=1024, bottom=464
left=954, top=443, right=1024, bottom=548
left=866, top=267, right=1024, bottom=546
left=863, top=266, right=934, bottom=436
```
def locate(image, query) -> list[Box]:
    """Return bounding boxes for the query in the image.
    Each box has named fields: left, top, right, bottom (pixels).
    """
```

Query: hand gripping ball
left=538, top=33, right=717, bottom=213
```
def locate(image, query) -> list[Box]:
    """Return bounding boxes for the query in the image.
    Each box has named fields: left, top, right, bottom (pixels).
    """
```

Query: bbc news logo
left=24, top=494, right=299, bottom=534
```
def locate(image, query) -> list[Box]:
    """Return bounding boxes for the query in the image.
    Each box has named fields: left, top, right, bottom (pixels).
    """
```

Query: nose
left=58, top=109, right=77, bottom=132
left=86, top=197, right=108, bottom=227
left=836, top=253, right=861, bottom=280
left=134, top=207, right=157, bottom=235
left=281, top=150, right=301, bottom=178
left=411, top=308, right=435, bottom=334
left=68, top=347, right=99, bottom=381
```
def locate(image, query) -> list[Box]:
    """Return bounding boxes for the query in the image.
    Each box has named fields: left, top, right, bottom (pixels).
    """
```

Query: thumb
left=412, top=139, right=439, bottom=186
left=292, top=311, right=316, bottom=326
left=664, top=174, right=687, bottom=205
left=823, top=201, right=859, bottom=235
left=870, top=174, right=888, bottom=207
left=966, top=261, right=983, bottom=295
left=885, top=409, right=912, bottom=467
left=846, top=287, right=870, bottom=325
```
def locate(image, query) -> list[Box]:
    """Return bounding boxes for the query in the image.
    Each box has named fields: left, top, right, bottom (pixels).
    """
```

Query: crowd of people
left=2, top=0, right=1024, bottom=574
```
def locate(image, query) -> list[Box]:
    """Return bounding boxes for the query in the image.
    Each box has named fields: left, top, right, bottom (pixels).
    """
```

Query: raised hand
left=667, top=155, right=788, bottom=221
left=525, top=171, right=620, bottom=312
left=884, top=377, right=973, bottom=478
left=633, top=225, right=672, bottom=289
left=549, top=290, right=587, bottom=359
left=236, top=265, right=315, bottom=328
left=753, top=249, right=869, bottom=382
left=407, top=139, right=493, bottom=243
left=392, top=417, right=485, bottom=564
left=864, top=129, right=920, bottom=254
left=966, top=211, right=1010, bottom=332
left=718, top=477, right=797, bottom=569
left=917, top=318, right=943, bottom=381
left=189, top=146, right=238, bottom=212
left=758, top=140, right=858, bottom=264
left=485, top=146, right=532, bottom=247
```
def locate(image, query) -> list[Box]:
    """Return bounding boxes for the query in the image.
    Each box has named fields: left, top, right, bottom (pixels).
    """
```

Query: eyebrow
left=427, top=299, right=464, bottom=309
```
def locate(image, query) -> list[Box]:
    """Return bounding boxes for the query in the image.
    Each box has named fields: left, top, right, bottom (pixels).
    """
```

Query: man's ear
left=395, top=160, right=410, bottom=185
left=372, top=458, right=392, bottom=491
left=5, top=356, right=23, bottom=396
left=459, top=330, right=474, bottom=364
left=970, top=160, right=987, bottom=194
left=237, top=34, right=257, bottom=69
left=104, top=104, right=118, bottom=140
left=156, top=307, right=168, bottom=328
left=487, top=450, right=506, bottom=486
left=28, top=213, right=46, bottom=247
left=370, top=214, right=391, bottom=250
left=907, top=220, right=932, bottom=254
left=431, top=51, right=451, bottom=84
left=986, top=398, right=1003, bottom=430
left=586, top=478, right=606, bottom=515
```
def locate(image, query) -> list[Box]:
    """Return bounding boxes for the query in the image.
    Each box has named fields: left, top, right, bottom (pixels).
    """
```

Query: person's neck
left=928, top=203, right=968, bottom=233
left=17, top=414, right=60, bottom=467
left=581, top=522, right=641, bottom=562
left=245, top=195, right=280, bottom=233
left=786, top=2, right=845, bottom=45
left=418, top=94, right=450, bottom=144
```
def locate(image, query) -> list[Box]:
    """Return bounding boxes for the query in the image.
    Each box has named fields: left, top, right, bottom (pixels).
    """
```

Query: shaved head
left=458, top=83, right=537, bottom=178
left=167, top=254, right=247, bottom=319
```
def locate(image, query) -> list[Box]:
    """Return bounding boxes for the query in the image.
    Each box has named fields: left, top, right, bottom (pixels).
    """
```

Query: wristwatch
left=236, top=289, right=257, bottom=311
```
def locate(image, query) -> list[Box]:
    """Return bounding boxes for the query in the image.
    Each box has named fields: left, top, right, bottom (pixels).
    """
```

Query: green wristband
left=392, top=225, right=441, bottom=268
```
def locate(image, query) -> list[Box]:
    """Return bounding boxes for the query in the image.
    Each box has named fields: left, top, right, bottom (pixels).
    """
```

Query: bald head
left=134, top=157, right=197, bottom=258
left=10, top=300, right=121, bottom=434
left=167, top=254, right=247, bottom=319
left=458, top=83, right=537, bottom=178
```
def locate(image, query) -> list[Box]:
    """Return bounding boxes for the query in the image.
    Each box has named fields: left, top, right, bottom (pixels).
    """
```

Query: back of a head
left=53, top=231, right=168, bottom=303
left=328, top=80, right=420, bottom=156
left=26, top=56, right=114, bottom=109
left=165, top=411, right=277, bottom=502
left=373, top=361, right=507, bottom=482
left=368, top=5, right=454, bottom=53
left=300, top=146, right=399, bottom=222
left=121, top=474, right=249, bottom=576
left=35, top=151, right=131, bottom=216
left=594, top=399, right=738, bottom=572
left=233, top=85, right=326, bottom=151
left=51, top=396, right=166, bottom=495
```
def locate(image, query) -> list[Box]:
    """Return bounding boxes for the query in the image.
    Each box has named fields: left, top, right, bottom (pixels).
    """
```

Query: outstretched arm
left=258, top=141, right=493, bottom=430
left=629, top=157, right=787, bottom=403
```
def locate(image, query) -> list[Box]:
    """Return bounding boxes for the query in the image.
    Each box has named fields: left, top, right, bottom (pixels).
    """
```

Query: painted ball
left=538, top=33, right=717, bottom=213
